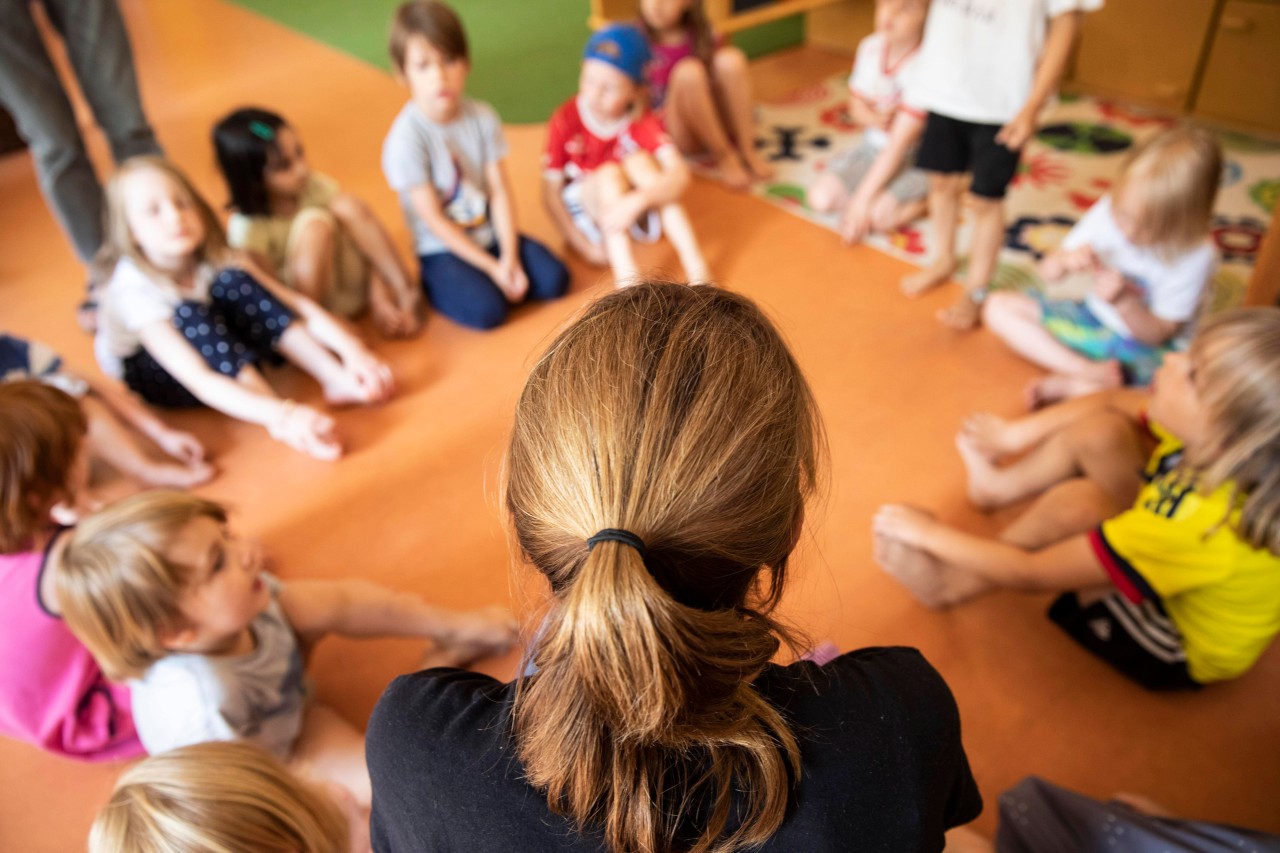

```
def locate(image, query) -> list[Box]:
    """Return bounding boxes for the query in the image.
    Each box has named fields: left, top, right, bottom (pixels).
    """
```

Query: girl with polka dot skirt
left=92, top=157, right=394, bottom=461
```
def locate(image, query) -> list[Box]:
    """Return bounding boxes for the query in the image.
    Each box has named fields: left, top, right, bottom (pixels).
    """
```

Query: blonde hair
left=1114, top=124, right=1221, bottom=257
left=1191, top=307, right=1280, bottom=554
left=506, top=282, right=822, bottom=853
left=90, top=741, right=349, bottom=853
left=0, top=381, right=86, bottom=553
left=55, top=490, right=228, bottom=681
left=92, top=156, right=233, bottom=287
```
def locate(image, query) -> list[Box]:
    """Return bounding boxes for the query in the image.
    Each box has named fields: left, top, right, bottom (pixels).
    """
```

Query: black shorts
left=1049, top=592, right=1201, bottom=691
left=917, top=111, right=1022, bottom=200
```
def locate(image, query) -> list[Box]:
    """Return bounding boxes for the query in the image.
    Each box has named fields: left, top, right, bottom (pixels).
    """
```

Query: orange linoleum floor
left=1, top=2, right=1277, bottom=850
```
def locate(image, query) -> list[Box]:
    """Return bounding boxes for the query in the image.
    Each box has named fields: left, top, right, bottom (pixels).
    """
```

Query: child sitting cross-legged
left=543, top=24, right=710, bottom=284
left=874, top=308, right=1280, bottom=690
left=55, top=490, right=518, bottom=806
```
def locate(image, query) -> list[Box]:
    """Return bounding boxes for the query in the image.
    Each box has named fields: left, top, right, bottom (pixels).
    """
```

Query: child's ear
left=393, top=65, right=407, bottom=86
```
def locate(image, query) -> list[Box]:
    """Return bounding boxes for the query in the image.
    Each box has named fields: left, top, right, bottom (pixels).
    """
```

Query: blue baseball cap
left=583, top=24, right=651, bottom=85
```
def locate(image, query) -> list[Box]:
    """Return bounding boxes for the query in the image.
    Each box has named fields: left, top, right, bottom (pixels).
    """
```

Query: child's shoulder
left=855, top=29, right=885, bottom=57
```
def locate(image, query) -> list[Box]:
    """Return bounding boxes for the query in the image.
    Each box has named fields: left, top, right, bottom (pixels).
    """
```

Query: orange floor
left=1, top=2, right=1278, bottom=850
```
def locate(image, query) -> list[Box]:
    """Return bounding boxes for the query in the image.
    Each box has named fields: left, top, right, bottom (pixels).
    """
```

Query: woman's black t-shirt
left=367, top=647, right=982, bottom=852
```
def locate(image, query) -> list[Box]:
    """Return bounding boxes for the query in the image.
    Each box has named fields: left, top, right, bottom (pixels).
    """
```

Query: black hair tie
left=586, top=528, right=647, bottom=556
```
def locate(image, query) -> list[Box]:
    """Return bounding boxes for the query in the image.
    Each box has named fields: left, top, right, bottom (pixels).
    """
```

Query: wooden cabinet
left=1195, top=1, right=1280, bottom=134
left=589, top=0, right=856, bottom=35
left=1072, top=0, right=1217, bottom=112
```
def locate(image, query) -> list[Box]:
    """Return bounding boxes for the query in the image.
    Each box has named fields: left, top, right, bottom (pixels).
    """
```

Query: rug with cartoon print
left=751, top=77, right=1280, bottom=308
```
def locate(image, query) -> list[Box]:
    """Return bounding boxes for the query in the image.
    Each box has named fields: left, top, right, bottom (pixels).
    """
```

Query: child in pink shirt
left=0, top=381, right=142, bottom=761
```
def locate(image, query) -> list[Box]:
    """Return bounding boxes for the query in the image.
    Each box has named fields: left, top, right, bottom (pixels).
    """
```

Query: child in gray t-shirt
left=382, top=0, right=568, bottom=330
left=55, top=490, right=519, bottom=808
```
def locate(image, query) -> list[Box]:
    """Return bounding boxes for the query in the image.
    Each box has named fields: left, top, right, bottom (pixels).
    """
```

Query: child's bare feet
left=137, top=459, right=217, bottom=488
left=955, top=431, right=1007, bottom=511
left=873, top=508, right=990, bottom=608
left=960, top=413, right=1016, bottom=460
left=901, top=258, right=957, bottom=296
left=323, top=357, right=395, bottom=407
left=937, top=294, right=982, bottom=330
left=270, top=403, right=342, bottom=461
left=717, top=153, right=753, bottom=191
left=1025, top=362, right=1123, bottom=409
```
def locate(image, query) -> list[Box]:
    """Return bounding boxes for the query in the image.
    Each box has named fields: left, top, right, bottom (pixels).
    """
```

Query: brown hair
left=1192, top=307, right=1280, bottom=554
left=55, top=490, right=228, bottom=681
left=506, top=282, right=822, bottom=853
left=0, top=381, right=87, bottom=553
left=92, top=156, right=232, bottom=289
left=1113, top=124, right=1221, bottom=257
left=389, top=0, right=469, bottom=70
left=639, top=0, right=715, bottom=65
left=90, top=741, right=350, bottom=853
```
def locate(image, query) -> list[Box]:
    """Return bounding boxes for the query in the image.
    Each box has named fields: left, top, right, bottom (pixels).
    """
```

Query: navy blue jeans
left=418, top=236, right=569, bottom=331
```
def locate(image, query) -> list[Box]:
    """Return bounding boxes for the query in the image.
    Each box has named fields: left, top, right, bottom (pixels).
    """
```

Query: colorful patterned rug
left=751, top=77, right=1280, bottom=307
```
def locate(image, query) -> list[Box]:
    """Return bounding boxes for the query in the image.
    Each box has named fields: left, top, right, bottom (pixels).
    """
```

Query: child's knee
left=927, top=172, right=965, bottom=196
left=620, top=151, right=660, bottom=187
left=870, top=194, right=901, bottom=231
left=711, top=45, right=747, bottom=78
left=1068, top=410, right=1138, bottom=457
left=966, top=193, right=1004, bottom=216
left=806, top=175, right=845, bottom=213
left=326, top=192, right=369, bottom=223
left=981, top=290, right=1031, bottom=325
left=670, top=56, right=710, bottom=90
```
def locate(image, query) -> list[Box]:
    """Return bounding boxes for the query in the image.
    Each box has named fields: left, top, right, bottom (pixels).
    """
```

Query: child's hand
left=1094, top=269, right=1134, bottom=304
left=153, top=427, right=206, bottom=465
left=995, top=110, right=1037, bottom=151
left=369, top=280, right=420, bottom=339
left=495, top=254, right=530, bottom=302
left=873, top=504, right=936, bottom=548
left=421, top=605, right=520, bottom=669
left=602, top=191, right=649, bottom=236
left=839, top=195, right=873, bottom=245
left=269, top=401, right=342, bottom=461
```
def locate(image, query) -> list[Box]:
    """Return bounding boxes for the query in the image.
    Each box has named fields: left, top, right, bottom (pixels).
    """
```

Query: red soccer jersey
left=543, top=96, right=671, bottom=183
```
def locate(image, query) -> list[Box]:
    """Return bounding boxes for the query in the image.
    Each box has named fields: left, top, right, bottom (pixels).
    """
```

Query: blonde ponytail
left=507, top=282, right=821, bottom=853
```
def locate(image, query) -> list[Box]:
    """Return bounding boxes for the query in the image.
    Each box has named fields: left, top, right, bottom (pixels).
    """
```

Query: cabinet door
left=1195, top=1, right=1280, bottom=134
left=1072, top=0, right=1217, bottom=111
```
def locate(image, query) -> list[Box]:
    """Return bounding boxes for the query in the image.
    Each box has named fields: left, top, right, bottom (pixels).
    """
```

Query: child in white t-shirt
left=983, top=126, right=1221, bottom=405
left=903, top=0, right=1102, bottom=330
left=807, top=0, right=929, bottom=245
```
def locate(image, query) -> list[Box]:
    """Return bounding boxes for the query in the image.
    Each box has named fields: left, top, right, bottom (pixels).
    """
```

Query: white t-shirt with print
left=1061, top=195, right=1216, bottom=339
left=848, top=32, right=923, bottom=148
left=95, top=257, right=215, bottom=379
left=912, top=0, right=1103, bottom=125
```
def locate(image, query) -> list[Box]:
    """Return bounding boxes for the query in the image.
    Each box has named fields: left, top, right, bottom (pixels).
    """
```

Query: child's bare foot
left=901, top=258, right=957, bottom=296
left=137, top=459, right=217, bottom=488
left=270, top=404, right=342, bottom=461
left=937, top=294, right=982, bottom=330
left=873, top=509, right=990, bottom=608
left=1025, top=362, right=1123, bottom=409
left=744, top=147, right=775, bottom=182
left=955, top=431, right=1007, bottom=511
left=716, top=153, right=753, bottom=191
left=960, top=413, right=1016, bottom=460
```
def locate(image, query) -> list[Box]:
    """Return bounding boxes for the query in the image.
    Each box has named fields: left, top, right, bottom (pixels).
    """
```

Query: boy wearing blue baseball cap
left=542, top=24, right=709, bottom=284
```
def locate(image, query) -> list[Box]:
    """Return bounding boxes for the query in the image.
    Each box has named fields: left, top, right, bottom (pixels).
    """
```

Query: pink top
left=643, top=26, right=725, bottom=108
left=0, top=539, right=142, bottom=761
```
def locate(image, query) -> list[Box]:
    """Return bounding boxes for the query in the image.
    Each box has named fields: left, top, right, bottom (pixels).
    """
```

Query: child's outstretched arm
left=839, top=111, right=925, bottom=244
left=874, top=505, right=1106, bottom=592
left=542, top=173, right=607, bottom=266
left=279, top=579, right=517, bottom=653
left=484, top=158, right=529, bottom=301
left=80, top=373, right=205, bottom=465
left=995, top=11, right=1083, bottom=151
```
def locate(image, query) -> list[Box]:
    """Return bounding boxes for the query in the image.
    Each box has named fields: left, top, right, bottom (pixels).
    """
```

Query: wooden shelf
left=589, top=0, right=846, bottom=34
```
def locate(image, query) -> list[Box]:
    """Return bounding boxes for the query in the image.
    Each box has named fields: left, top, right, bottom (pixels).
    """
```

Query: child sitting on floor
left=543, top=24, right=710, bottom=284
left=874, top=308, right=1280, bottom=690
left=382, top=0, right=569, bottom=331
left=213, top=107, right=424, bottom=339
left=983, top=126, right=1221, bottom=406
left=2, top=333, right=212, bottom=487
left=807, top=0, right=929, bottom=245
left=902, top=0, right=1100, bottom=330
left=93, top=156, right=394, bottom=461
left=91, top=741, right=369, bottom=853
left=637, top=0, right=773, bottom=189
left=0, top=382, right=142, bottom=761
left=56, top=489, right=518, bottom=806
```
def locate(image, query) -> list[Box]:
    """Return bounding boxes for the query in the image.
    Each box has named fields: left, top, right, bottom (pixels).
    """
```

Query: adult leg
left=664, top=57, right=751, bottom=190
left=901, top=172, right=963, bottom=295
left=709, top=46, right=772, bottom=180
left=42, top=0, right=161, bottom=164
left=515, top=236, right=570, bottom=301
left=0, top=0, right=102, bottom=261
left=418, top=250, right=510, bottom=330
left=621, top=153, right=709, bottom=281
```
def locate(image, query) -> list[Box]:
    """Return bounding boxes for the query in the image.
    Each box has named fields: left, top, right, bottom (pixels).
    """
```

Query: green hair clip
left=248, top=120, right=276, bottom=141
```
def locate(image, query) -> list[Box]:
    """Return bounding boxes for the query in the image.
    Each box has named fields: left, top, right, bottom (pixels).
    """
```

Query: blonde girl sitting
left=56, top=490, right=518, bottom=806
left=876, top=308, right=1280, bottom=690
left=93, top=156, right=395, bottom=461
left=983, top=126, right=1221, bottom=406
left=90, top=741, right=369, bottom=853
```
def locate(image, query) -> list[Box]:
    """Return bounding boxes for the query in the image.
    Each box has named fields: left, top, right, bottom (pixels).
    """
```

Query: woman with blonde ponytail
left=368, top=281, right=981, bottom=852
